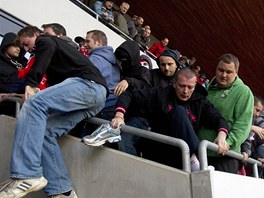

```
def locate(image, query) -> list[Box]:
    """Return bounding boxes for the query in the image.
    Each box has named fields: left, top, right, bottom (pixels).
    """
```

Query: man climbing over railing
left=0, top=25, right=109, bottom=198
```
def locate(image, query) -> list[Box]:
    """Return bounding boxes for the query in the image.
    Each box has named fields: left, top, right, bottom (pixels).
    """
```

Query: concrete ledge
left=0, top=115, right=191, bottom=198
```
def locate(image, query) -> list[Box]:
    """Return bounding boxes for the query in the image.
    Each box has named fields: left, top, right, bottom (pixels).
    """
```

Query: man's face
left=105, top=1, right=114, bottom=9
left=85, top=33, right=102, bottom=52
left=215, top=60, right=237, bottom=88
left=19, top=35, right=37, bottom=52
left=120, top=4, right=129, bottom=14
left=161, top=39, right=169, bottom=47
left=143, top=29, right=151, bottom=37
left=136, top=18, right=144, bottom=25
left=5, top=45, right=21, bottom=59
left=159, top=56, right=178, bottom=77
left=174, top=75, right=196, bottom=101
left=253, top=102, right=263, bottom=117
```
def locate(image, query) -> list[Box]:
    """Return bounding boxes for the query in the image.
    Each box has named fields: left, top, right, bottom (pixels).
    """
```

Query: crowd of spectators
left=0, top=1, right=264, bottom=198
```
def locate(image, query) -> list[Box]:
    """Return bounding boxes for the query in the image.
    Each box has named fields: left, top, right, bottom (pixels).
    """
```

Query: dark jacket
left=116, top=83, right=228, bottom=134
left=26, top=35, right=109, bottom=96
left=150, top=49, right=182, bottom=88
left=115, top=40, right=151, bottom=90
left=0, top=33, right=22, bottom=93
left=134, top=32, right=150, bottom=50
left=150, top=69, right=176, bottom=88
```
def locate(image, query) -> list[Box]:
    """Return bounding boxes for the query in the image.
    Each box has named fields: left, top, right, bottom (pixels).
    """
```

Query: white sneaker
left=49, top=189, right=78, bottom=198
left=0, top=176, right=47, bottom=198
left=82, top=123, right=121, bottom=146
left=190, top=154, right=200, bottom=172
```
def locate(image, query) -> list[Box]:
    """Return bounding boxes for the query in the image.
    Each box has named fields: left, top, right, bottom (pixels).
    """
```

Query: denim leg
left=42, top=110, right=97, bottom=196
left=167, top=106, right=200, bottom=155
left=118, top=117, right=149, bottom=156
left=10, top=77, right=106, bottom=181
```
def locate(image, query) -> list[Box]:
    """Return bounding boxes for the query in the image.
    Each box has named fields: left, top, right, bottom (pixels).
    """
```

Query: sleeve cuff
left=115, top=106, right=126, bottom=114
left=219, top=128, right=229, bottom=136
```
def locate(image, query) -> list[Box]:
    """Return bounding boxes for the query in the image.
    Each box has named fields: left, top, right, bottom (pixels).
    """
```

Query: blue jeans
left=10, top=77, right=107, bottom=196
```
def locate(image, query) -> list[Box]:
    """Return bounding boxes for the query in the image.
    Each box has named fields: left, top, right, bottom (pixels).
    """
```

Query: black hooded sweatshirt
left=115, top=40, right=151, bottom=90
left=0, top=32, right=21, bottom=93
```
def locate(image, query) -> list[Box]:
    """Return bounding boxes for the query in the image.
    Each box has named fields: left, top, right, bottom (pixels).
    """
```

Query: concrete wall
left=0, top=115, right=192, bottom=198
left=191, top=168, right=264, bottom=198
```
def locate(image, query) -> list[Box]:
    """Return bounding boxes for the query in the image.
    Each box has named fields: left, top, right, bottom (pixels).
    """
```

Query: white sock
left=190, top=154, right=200, bottom=172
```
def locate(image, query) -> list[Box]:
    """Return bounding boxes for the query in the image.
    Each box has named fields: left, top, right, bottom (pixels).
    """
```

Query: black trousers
left=208, top=156, right=239, bottom=174
left=141, top=106, right=200, bottom=168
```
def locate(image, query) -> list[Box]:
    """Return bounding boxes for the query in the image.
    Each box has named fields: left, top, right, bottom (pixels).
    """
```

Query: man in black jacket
left=111, top=68, right=229, bottom=171
left=0, top=26, right=109, bottom=198
left=0, top=32, right=25, bottom=93
left=150, top=49, right=182, bottom=88
left=0, top=32, right=26, bottom=117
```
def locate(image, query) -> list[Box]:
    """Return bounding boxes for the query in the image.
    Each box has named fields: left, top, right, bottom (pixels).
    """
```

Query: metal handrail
left=199, top=140, right=262, bottom=178
left=145, top=50, right=157, bottom=60
left=85, top=117, right=191, bottom=172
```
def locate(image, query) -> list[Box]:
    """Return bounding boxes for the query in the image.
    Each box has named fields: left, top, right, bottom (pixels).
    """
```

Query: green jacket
left=198, top=77, right=253, bottom=156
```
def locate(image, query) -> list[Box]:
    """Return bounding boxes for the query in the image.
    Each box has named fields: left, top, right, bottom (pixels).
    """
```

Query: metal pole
left=86, top=117, right=191, bottom=172
left=199, top=140, right=262, bottom=178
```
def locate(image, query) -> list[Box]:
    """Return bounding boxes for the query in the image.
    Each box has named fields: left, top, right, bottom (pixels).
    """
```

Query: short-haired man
left=41, top=23, right=78, bottom=49
left=241, top=96, right=264, bottom=163
left=134, top=28, right=151, bottom=51
left=127, top=16, right=144, bottom=38
left=85, top=30, right=120, bottom=118
left=113, top=2, right=130, bottom=35
left=108, top=68, right=229, bottom=171
left=0, top=26, right=109, bottom=198
left=93, top=0, right=115, bottom=23
left=199, top=53, right=254, bottom=174
left=112, top=68, right=228, bottom=170
left=148, top=37, right=169, bottom=58
left=41, top=23, right=66, bottom=36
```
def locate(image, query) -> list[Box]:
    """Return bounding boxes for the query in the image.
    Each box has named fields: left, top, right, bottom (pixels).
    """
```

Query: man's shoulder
left=90, top=46, right=114, bottom=55
left=233, top=78, right=252, bottom=95
left=127, top=20, right=135, bottom=26
left=89, top=46, right=116, bottom=64
left=193, top=83, right=208, bottom=97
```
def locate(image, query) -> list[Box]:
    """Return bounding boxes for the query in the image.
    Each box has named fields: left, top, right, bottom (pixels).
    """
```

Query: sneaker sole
left=83, top=136, right=121, bottom=147
left=15, top=177, right=48, bottom=198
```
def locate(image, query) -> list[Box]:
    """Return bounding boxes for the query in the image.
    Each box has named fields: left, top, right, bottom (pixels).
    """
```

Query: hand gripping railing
left=86, top=117, right=191, bottom=172
left=198, top=140, right=262, bottom=178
